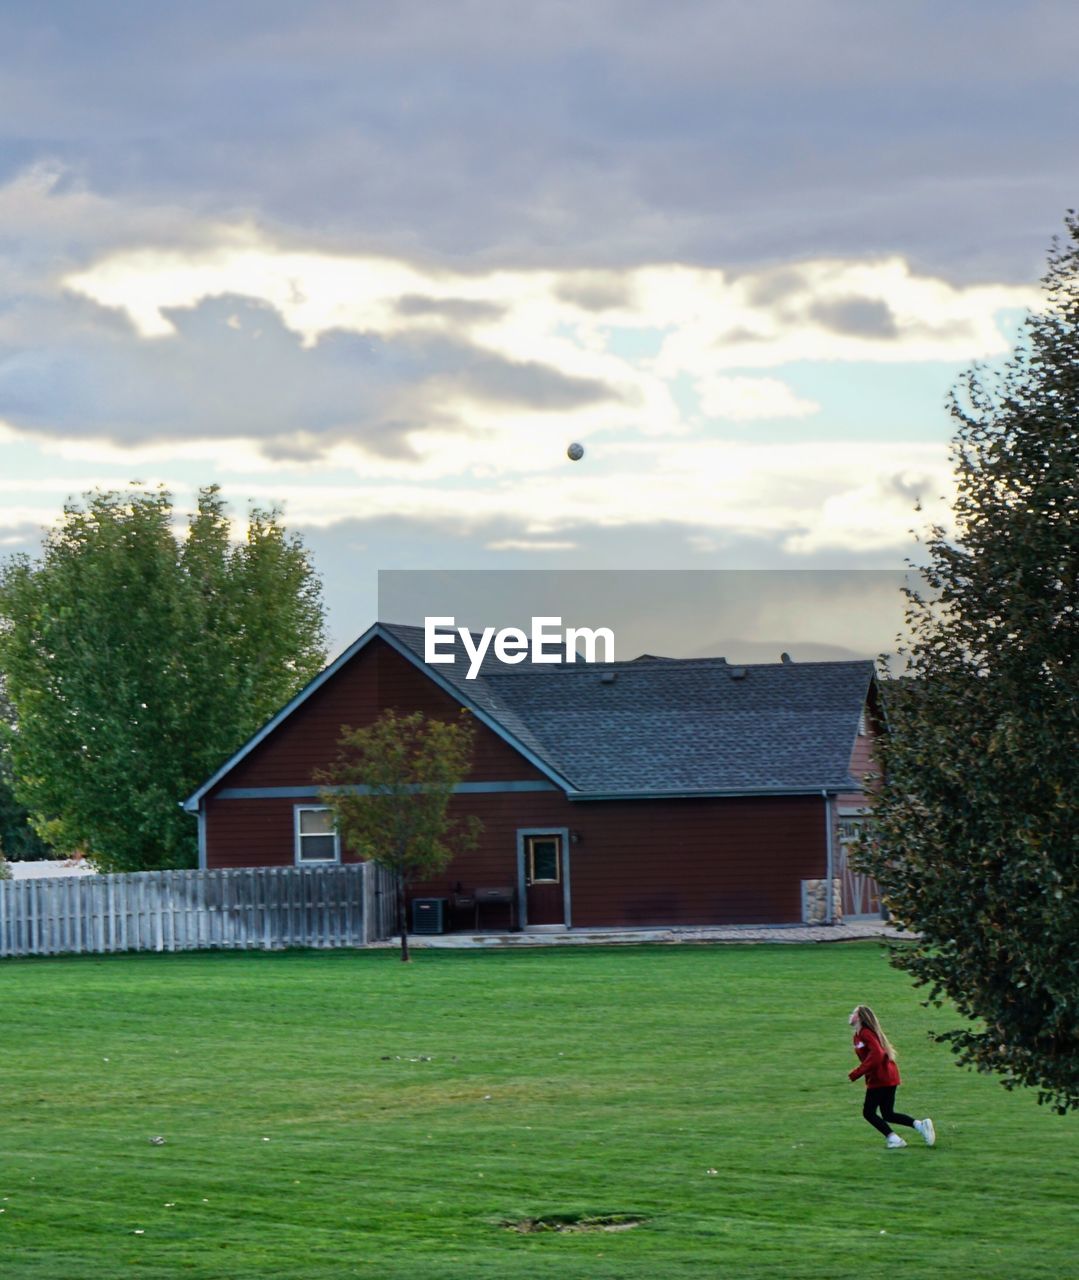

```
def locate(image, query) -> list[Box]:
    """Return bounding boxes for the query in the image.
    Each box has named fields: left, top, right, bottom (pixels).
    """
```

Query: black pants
left=863, top=1086, right=915, bottom=1136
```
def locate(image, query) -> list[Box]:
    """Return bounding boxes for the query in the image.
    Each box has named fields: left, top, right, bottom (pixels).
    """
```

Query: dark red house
left=183, top=622, right=882, bottom=930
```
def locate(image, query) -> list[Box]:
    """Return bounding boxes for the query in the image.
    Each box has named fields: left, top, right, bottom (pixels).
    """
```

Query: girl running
left=848, top=1005, right=936, bottom=1149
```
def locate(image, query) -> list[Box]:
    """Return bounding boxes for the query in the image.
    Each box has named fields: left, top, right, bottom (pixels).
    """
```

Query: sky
left=1, top=1, right=1076, bottom=652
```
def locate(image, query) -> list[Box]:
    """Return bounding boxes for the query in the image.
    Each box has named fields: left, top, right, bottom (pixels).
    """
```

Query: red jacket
left=849, top=1026, right=901, bottom=1088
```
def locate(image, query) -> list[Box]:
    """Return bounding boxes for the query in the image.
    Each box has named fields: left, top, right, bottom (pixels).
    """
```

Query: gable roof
left=382, top=623, right=875, bottom=798
left=184, top=621, right=876, bottom=811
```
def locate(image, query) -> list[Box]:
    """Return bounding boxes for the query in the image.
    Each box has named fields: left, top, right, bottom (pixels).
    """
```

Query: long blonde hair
left=854, top=1005, right=898, bottom=1062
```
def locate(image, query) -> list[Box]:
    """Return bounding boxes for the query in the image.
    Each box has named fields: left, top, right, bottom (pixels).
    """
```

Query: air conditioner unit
left=411, top=897, right=447, bottom=935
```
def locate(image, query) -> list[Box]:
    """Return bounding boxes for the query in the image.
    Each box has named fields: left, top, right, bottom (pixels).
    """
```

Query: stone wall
left=801, top=877, right=843, bottom=925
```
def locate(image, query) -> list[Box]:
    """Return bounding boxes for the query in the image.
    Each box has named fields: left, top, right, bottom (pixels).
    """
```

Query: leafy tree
left=0, top=757, right=53, bottom=862
left=0, top=679, right=54, bottom=861
left=317, top=710, right=481, bottom=961
left=0, top=485, right=326, bottom=872
left=861, top=215, right=1078, bottom=1112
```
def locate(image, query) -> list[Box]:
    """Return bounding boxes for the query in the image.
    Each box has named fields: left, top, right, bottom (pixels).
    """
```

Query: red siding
left=204, top=796, right=364, bottom=869
left=201, top=635, right=834, bottom=927
left=207, top=788, right=828, bottom=927
left=413, top=793, right=827, bottom=926
left=567, top=795, right=825, bottom=926
left=849, top=715, right=881, bottom=785
left=842, top=693, right=883, bottom=808
left=217, top=639, right=548, bottom=790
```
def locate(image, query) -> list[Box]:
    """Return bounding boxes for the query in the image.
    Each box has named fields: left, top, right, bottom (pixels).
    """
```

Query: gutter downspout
left=823, top=790, right=835, bottom=925
left=197, top=806, right=208, bottom=871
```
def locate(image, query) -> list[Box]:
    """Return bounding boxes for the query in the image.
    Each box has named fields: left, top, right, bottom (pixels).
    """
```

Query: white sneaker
left=914, top=1118, right=936, bottom=1146
left=885, top=1133, right=907, bottom=1149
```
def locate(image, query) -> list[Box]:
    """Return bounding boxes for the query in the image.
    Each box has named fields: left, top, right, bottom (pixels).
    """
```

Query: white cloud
left=695, top=374, right=819, bottom=421
left=485, top=538, right=578, bottom=552
left=60, top=237, right=1038, bottom=450
left=0, top=192, right=1015, bottom=565
left=137, top=437, right=950, bottom=556
left=0, top=505, right=66, bottom=530
left=0, top=403, right=955, bottom=557
left=65, top=238, right=1036, bottom=370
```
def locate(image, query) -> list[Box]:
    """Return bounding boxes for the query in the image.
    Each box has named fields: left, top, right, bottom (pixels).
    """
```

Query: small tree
left=317, top=710, right=481, bottom=961
left=860, top=214, right=1078, bottom=1112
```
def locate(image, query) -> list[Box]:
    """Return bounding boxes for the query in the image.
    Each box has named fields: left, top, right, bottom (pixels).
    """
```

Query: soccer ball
left=566, top=442, right=585, bottom=461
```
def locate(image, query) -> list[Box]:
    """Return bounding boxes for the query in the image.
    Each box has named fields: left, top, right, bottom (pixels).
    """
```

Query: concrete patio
left=380, top=919, right=909, bottom=948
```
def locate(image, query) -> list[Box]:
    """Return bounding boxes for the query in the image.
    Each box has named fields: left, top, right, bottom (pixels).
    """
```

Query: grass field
left=1, top=942, right=1074, bottom=1279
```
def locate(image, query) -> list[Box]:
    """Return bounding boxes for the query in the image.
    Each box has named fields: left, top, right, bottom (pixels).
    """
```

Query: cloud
left=0, top=161, right=244, bottom=285
left=782, top=466, right=947, bottom=555
left=395, top=295, right=505, bottom=323
left=0, top=511, right=59, bottom=543
left=43, top=230, right=1037, bottom=452
left=442, top=353, right=615, bottom=411
left=0, top=288, right=622, bottom=454
left=136, top=423, right=951, bottom=559
left=808, top=296, right=899, bottom=339
left=3, top=2, right=1071, bottom=654
left=694, top=375, right=819, bottom=421
left=64, top=240, right=1037, bottom=365
left=485, top=538, right=578, bottom=552
left=1, top=5, right=1075, bottom=281
left=555, top=272, right=636, bottom=312
left=648, top=257, right=1037, bottom=375
left=74, top=434, right=947, bottom=559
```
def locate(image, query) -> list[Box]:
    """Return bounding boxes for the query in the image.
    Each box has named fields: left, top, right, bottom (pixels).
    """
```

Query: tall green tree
left=0, top=485, right=326, bottom=872
left=861, top=215, right=1078, bottom=1112
left=317, top=710, right=481, bottom=962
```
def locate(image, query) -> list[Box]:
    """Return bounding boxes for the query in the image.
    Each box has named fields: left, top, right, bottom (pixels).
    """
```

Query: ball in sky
left=566, top=442, right=585, bottom=461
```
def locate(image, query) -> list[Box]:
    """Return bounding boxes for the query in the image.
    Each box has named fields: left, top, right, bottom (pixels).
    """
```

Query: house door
left=519, top=831, right=568, bottom=927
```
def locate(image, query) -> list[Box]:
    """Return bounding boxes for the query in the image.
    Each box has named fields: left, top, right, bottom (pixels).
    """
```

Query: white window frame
left=293, top=805, right=341, bottom=865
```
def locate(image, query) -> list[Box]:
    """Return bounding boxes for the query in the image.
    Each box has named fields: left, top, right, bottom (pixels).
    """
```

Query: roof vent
left=600, top=671, right=618, bottom=684
left=729, top=667, right=747, bottom=680
left=780, top=652, right=792, bottom=664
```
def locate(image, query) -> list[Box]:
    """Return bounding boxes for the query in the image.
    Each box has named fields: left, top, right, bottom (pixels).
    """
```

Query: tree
left=317, top=710, right=481, bottom=961
left=859, top=214, right=1078, bottom=1112
left=0, top=485, right=326, bottom=872
left=0, top=679, right=54, bottom=861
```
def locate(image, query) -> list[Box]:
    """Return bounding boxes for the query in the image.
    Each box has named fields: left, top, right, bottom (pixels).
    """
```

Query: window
left=295, top=806, right=340, bottom=864
left=526, top=834, right=561, bottom=884
left=837, top=816, right=864, bottom=844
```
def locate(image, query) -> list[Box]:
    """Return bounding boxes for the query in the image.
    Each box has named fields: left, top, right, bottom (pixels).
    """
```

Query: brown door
left=524, top=833, right=565, bottom=926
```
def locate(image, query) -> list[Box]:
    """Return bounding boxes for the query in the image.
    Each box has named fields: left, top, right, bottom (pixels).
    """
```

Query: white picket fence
left=0, top=863, right=397, bottom=959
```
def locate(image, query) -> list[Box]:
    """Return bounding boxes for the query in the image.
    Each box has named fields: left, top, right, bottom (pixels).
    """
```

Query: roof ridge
left=378, top=623, right=875, bottom=672
left=479, top=656, right=875, bottom=676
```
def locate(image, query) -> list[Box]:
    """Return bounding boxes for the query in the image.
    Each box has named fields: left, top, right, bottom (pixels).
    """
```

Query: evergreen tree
left=861, top=215, right=1078, bottom=1112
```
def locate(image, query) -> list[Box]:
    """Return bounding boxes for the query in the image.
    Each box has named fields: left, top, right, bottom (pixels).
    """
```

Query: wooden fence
left=0, top=863, right=398, bottom=959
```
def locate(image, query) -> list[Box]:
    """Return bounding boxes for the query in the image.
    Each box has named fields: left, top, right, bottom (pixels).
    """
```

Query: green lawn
left=1, top=943, right=1074, bottom=1279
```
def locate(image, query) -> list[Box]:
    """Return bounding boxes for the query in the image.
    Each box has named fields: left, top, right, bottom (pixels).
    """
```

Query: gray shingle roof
left=381, top=622, right=873, bottom=796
